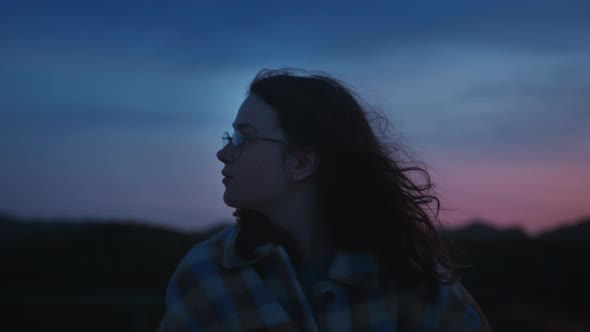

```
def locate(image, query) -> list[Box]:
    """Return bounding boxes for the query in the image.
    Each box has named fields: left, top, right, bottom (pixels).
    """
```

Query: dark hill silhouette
left=0, top=213, right=232, bottom=332
left=537, top=217, right=590, bottom=244
left=440, top=220, right=529, bottom=244
left=445, top=217, right=590, bottom=332
left=0, top=214, right=231, bottom=297
left=1, top=213, right=589, bottom=332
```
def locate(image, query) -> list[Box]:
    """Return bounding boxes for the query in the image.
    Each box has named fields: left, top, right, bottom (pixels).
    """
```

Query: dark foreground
left=1, top=214, right=589, bottom=332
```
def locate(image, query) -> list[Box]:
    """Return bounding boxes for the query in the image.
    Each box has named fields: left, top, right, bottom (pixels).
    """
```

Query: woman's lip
left=222, top=177, right=232, bottom=183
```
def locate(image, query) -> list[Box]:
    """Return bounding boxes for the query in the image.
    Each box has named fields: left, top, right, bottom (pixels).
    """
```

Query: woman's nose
left=216, top=144, right=233, bottom=163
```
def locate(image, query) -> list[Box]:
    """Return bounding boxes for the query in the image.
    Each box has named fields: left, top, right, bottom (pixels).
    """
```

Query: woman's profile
left=159, top=68, right=491, bottom=331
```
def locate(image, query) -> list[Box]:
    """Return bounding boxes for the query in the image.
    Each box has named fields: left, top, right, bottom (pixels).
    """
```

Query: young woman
left=159, top=68, right=491, bottom=331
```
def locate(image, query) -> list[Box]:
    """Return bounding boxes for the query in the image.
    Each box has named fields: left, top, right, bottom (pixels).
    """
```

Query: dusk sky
left=1, top=1, right=589, bottom=235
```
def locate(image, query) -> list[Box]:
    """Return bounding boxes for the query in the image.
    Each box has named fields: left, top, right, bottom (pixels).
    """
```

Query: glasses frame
left=222, top=130, right=288, bottom=159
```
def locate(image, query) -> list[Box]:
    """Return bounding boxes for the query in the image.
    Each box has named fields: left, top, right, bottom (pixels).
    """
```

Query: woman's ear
left=292, top=146, right=320, bottom=181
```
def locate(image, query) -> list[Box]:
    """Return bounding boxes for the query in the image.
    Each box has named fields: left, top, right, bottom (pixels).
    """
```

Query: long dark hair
left=234, top=68, right=457, bottom=296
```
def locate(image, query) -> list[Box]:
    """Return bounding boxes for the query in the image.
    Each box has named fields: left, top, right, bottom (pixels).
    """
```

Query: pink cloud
left=428, top=154, right=590, bottom=235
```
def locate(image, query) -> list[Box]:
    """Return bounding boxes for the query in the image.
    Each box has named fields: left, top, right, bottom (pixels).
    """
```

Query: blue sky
left=1, top=1, right=589, bottom=234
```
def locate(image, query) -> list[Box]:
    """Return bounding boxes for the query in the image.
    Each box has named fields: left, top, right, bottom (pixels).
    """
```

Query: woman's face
left=216, top=94, right=292, bottom=212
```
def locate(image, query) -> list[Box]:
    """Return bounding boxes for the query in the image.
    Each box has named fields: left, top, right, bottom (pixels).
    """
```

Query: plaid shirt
left=159, top=223, right=491, bottom=332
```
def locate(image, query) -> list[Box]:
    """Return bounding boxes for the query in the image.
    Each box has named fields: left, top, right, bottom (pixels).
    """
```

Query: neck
left=261, top=184, right=336, bottom=264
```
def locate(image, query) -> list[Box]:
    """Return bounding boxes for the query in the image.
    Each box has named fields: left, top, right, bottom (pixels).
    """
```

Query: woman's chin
left=222, top=192, right=242, bottom=208
left=222, top=195, right=235, bottom=207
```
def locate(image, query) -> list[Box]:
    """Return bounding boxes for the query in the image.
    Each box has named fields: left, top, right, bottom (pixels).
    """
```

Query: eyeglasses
left=222, top=131, right=288, bottom=159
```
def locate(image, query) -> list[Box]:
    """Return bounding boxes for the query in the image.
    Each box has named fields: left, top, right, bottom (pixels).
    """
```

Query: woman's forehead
left=235, top=95, right=282, bottom=134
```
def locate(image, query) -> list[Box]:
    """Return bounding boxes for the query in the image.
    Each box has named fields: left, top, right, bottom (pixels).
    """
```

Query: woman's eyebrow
left=232, top=122, right=258, bottom=133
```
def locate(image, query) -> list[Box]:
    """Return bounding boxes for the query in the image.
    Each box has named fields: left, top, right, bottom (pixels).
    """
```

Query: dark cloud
left=2, top=0, right=589, bottom=140
left=464, top=63, right=590, bottom=138
left=0, top=107, right=219, bottom=131
left=2, top=1, right=589, bottom=68
left=405, top=62, right=590, bottom=151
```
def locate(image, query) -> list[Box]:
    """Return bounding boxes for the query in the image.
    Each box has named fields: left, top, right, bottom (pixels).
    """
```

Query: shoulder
left=175, top=224, right=235, bottom=272
left=398, top=282, right=491, bottom=331
left=441, top=282, right=490, bottom=330
left=160, top=224, right=238, bottom=330
left=167, top=223, right=236, bottom=289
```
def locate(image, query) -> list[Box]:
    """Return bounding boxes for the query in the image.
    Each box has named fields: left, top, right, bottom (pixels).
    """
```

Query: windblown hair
left=234, top=68, right=458, bottom=296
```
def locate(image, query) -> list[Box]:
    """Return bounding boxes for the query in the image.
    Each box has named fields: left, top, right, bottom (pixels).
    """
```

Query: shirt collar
left=219, top=223, right=381, bottom=289
left=220, top=222, right=276, bottom=267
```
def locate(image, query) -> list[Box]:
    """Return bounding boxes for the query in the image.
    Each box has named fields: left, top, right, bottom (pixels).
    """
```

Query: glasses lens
left=222, top=131, right=230, bottom=148
left=222, top=131, right=246, bottom=159
left=232, top=131, right=243, bottom=147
